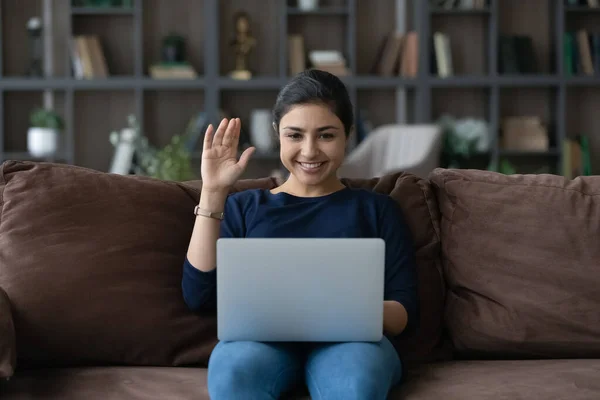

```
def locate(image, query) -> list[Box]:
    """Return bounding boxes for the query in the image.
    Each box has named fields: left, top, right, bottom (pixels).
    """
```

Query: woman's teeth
left=299, top=162, right=323, bottom=169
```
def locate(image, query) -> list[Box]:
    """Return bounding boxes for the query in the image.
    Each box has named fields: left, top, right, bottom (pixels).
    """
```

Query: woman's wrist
left=199, top=189, right=228, bottom=211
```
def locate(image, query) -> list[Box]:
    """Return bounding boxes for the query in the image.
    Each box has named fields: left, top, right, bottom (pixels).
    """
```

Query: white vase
left=249, top=109, right=275, bottom=154
left=298, top=0, right=319, bottom=11
left=27, top=127, right=59, bottom=158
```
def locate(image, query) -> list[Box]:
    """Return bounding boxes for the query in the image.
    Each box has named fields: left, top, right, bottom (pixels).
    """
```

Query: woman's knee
left=207, top=341, right=301, bottom=399
left=307, top=372, right=385, bottom=400
left=305, top=339, right=402, bottom=400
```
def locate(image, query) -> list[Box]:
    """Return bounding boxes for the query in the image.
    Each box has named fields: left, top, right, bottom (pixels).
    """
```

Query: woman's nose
left=301, top=140, right=318, bottom=158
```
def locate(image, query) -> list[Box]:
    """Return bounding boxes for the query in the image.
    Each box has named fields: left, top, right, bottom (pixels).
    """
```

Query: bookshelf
left=0, top=0, right=598, bottom=177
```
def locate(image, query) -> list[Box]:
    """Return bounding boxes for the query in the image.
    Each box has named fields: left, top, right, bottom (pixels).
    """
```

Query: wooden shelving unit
left=0, top=0, right=599, bottom=176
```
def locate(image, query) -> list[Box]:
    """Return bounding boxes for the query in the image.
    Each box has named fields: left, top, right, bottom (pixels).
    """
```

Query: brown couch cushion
left=340, top=174, right=448, bottom=363
left=430, top=168, right=600, bottom=358
left=0, top=286, right=16, bottom=378
left=0, top=161, right=219, bottom=368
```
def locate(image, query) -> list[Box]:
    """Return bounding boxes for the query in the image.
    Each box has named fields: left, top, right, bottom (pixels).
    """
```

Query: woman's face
left=278, top=103, right=347, bottom=188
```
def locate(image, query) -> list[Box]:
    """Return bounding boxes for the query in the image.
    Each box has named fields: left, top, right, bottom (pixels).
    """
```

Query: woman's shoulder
left=345, top=187, right=397, bottom=206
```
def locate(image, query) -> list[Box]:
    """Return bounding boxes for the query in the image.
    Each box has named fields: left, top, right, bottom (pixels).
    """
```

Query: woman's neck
left=272, top=176, right=346, bottom=198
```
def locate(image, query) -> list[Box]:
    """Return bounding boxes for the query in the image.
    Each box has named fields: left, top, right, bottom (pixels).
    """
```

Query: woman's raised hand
left=200, top=118, right=255, bottom=192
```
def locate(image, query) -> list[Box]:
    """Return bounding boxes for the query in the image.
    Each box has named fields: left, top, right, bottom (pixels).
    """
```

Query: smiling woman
left=183, top=69, right=418, bottom=399
left=270, top=70, right=354, bottom=197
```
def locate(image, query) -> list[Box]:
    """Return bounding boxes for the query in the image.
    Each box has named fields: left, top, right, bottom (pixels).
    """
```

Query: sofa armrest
left=0, top=286, right=16, bottom=379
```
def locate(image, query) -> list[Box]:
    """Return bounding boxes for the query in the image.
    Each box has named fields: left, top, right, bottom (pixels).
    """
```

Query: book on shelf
left=432, top=32, right=453, bottom=77
left=308, top=50, right=350, bottom=76
left=501, top=116, right=548, bottom=152
left=71, top=35, right=109, bottom=79
left=564, top=29, right=600, bottom=76
left=288, top=35, right=306, bottom=76
left=149, top=63, right=197, bottom=79
left=498, top=35, right=537, bottom=74
left=430, top=0, right=488, bottom=10
left=563, top=135, right=592, bottom=178
left=370, top=30, right=418, bottom=78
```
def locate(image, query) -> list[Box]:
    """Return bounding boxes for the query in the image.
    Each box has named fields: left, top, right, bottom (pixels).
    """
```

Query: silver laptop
left=216, top=238, right=385, bottom=342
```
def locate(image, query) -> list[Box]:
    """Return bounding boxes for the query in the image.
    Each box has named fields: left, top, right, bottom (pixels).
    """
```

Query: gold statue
left=230, top=11, right=256, bottom=80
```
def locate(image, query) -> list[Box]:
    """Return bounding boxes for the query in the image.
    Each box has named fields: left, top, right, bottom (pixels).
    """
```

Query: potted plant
left=109, top=114, right=196, bottom=181
left=28, top=107, right=63, bottom=158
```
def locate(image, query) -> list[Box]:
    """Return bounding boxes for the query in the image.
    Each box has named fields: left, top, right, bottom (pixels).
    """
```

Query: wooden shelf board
left=287, top=7, right=349, bottom=16
left=430, top=8, right=491, bottom=15
left=71, top=7, right=134, bottom=16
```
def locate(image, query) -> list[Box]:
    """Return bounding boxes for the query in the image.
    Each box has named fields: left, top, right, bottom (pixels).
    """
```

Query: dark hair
left=272, top=69, right=354, bottom=137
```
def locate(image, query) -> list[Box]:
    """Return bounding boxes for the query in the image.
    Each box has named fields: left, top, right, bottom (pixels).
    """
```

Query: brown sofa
left=0, top=160, right=598, bottom=400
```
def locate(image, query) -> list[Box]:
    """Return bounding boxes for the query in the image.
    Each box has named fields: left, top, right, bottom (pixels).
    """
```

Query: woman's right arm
left=186, top=189, right=228, bottom=273
left=182, top=117, right=255, bottom=311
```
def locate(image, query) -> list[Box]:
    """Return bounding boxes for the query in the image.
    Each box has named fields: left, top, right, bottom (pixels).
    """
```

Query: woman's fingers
left=237, top=146, right=255, bottom=170
left=230, top=118, right=241, bottom=151
left=222, top=118, right=238, bottom=148
left=202, top=124, right=214, bottom=151
left=212, top=118, right=229, bottom=147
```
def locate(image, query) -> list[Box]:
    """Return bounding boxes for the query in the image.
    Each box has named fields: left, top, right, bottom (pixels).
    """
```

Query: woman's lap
left=207, top=336, right=402, bottom=400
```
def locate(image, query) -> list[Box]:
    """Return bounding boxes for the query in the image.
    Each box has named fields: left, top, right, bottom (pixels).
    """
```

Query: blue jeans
left=207, top=336, right=402, bottom=400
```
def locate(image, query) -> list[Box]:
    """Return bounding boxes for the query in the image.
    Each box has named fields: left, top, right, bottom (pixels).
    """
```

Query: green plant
left=111, top=114, right=196, bottom=182
left=29, top=107, right=64, bottom=130
left=438, top=114, right=491, bottom=169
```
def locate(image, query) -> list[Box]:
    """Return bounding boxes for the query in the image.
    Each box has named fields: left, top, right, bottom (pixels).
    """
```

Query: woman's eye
left=319, top=133, right=334, bottom=139
left=287, top=133, right=302, bottom=140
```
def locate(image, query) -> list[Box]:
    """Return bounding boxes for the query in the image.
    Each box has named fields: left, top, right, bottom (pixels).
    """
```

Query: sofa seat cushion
left=0, top=367, right=210, bottom=400
left=3, top=360, right=599, bottom=400
left=0, top=367, right=307, bottom=399
left=393, top=359, right=600, bottom=400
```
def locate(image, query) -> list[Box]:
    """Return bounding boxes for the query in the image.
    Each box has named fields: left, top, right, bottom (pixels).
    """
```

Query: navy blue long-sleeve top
left=182, top=186, right=419, bottom=338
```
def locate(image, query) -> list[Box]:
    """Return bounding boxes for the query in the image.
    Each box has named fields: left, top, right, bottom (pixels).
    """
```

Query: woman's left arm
left=379, top=197, right=419, bottom=337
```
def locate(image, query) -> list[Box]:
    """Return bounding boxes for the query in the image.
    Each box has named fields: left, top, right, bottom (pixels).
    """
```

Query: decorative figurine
left=229, top=11, right=256, bottom=80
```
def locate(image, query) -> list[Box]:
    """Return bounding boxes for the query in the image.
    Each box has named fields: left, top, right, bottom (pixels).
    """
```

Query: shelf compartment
left=3, top=91, right=67, bottom=156
left=566, top=87, right=600, bottom=175
left=432, top=87, right=490, bottom=121
left=143, top=0, right=204, bottom=76
left=144, top=90, right=205, bottom=152
left=356, top=88, right=404, bottom=143
left=219, top=0, right=280, bottom=77
left=74, top=91, right=136, bottom=172
left=431, top=10, right=489, bottom=76
left=72, top=12, right=135, bottom=76
left=498, top=0, right=555, bottom=75
left=220, top=89, right=279, bottom=152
